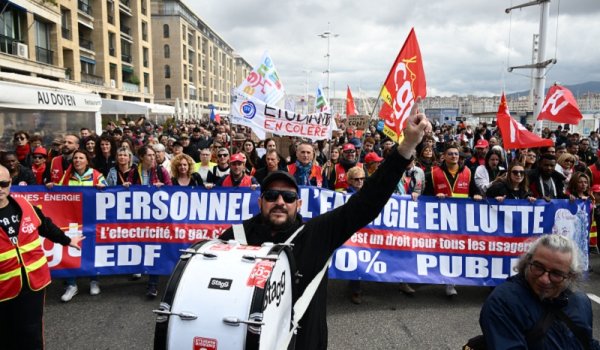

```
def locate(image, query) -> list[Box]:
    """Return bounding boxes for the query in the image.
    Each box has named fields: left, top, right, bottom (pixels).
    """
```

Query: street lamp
left=318, top=23, right=339, bottom=101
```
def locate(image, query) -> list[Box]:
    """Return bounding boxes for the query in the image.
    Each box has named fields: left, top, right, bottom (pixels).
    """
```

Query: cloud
left=186, top=0, right=600, bottom=97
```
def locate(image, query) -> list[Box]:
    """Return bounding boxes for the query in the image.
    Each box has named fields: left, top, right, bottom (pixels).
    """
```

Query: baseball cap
left=349, top=138, right=362, bottom=148
left=229, top=153, right=245, bottom=163
left=365, top=152, right=383, bottom=163
left=346, top=127, right=354, bottom=134
left=342, top=143, right=356, bottom=152
left=33, top=147, right=48, bottom=156
left=592, top=184, right=600, bottom=193
left=261, top=171, right=299, bottom=193
left=475, top=139, right=489, bottom=148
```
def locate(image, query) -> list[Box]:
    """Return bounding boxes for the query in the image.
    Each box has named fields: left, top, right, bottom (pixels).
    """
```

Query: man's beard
left=264, top=205, right=295, bottom=232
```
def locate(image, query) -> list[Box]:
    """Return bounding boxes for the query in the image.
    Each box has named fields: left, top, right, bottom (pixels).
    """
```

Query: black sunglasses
left=33, top=155, right=46, bottom=159
left=14, top=136, right=26, bottom=141
left=0, top=180, right=11, bottom=188
left=511, top=170, right=525, bottom=176
left=262, top=190, right=298, bottom=203
left=218, top=154, right=229, bottom=158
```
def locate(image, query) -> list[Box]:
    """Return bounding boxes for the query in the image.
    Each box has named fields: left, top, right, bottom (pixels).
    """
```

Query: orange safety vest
left=333, top=162, right=363, bottom=192
left=222, top=174, right=253, bottom=187
left=588, top=164, right=600, bottom=186
left=591, top=207, right=598, bottom=249
left=0, top=197, right=49, bottom=302
left=431, top=166, right=471, bottom=198
left=287, top=163, right=323, bottom=187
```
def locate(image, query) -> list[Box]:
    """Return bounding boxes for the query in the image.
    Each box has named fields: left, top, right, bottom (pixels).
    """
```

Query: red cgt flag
left=537, top=84, right=583, bottom=125
left=379, top=28, right=426, bottom=141
left=346, top=86, right=357, bottom=116
left=497, top=93, right=553, bottom=150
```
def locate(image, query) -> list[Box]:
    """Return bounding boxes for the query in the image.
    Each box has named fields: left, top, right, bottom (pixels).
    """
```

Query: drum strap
left=232, top=224, right=247, bottom=245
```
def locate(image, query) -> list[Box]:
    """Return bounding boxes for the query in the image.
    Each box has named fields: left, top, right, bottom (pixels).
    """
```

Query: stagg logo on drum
left=263, top=271, right=286, bottom=310
left=208, top=278, right=232, bottom=290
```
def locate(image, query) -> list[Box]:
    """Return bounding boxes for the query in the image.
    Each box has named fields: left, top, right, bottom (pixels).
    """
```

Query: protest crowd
left=1, top=114, right=599, bottom=302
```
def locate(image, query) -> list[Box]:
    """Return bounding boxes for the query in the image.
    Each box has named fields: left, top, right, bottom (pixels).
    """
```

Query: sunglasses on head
left=262, top=189, right=298, bottom=203
left=0, top=180, right=11, bottom=188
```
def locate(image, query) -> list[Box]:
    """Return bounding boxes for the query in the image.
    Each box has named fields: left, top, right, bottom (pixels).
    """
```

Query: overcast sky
left=187, top=0, right=600, bottom=99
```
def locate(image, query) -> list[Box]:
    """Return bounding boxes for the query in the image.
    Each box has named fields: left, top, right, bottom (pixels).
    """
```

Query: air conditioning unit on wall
left=13, top=42, right=28, bottom=58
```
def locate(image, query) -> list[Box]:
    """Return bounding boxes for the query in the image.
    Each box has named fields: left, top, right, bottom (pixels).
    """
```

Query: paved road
left=44, top=254, right=600, bottom=349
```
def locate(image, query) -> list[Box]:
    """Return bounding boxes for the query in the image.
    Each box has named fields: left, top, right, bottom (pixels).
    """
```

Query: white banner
left=0, top=80, right=102, bottom=112
left=231, top=90, right=333, bottom=141
left=236, top=50, right=285, bottom=105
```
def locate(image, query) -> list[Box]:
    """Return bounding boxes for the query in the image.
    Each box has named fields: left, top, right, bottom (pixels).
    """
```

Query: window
left=80, top=60, right=95, bottom=74
left=164, top=65, right=170, bottom=78
left=164, top=44, right=170, bottom=58
left=165, top=85, right=171, bottom=99
left=35, top=19, right=52, bottom=64
left=163, top=24, right=169, bottom=38
left=143, top=47, right=149, bottom=68
left=141, top=21, right=148, bottom=41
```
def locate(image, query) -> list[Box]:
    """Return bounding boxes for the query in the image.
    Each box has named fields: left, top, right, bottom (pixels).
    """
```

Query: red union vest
left=287, top=163, right=323, bottom=187
left=0, top=197, right=49, bottom=302
left=222, top=174, right=253, bottom=187
left=333, top=162, right=363, bottom=192
left=588, top=164, right=600, bottom=187
left=431, top=166, right=471, bottom=198
left=49, top=156, right=67, bottom=184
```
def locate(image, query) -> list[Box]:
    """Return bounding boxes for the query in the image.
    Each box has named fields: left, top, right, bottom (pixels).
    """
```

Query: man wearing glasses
left=479, top=234, right=600, bottom=348
left=212, top=148, right=231, bottom=179
left=219, top=106, right=430, bottom=350
left=424, top=144, right=481, bottom=297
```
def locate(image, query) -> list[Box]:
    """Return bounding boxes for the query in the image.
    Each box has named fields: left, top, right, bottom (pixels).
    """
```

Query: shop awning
left=0, top=73, right=102, bottom=112
left=100, top=99, right=175, bottom=116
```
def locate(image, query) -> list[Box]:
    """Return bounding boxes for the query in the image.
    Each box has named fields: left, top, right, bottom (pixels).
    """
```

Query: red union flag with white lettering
left=497, top=93, right=553, bottom=150
left=379, top=28, right=426, bottom=141
left=537, top=85, right=583, bottom=125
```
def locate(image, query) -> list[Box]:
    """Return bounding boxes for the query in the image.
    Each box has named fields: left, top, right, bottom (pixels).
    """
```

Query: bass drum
left=154, top=239, right=296, bottom=350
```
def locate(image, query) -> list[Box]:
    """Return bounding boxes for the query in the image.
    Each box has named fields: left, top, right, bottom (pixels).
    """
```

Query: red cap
left=342, top=143, right=355, bottom=152
left=346, top=127, right=354, bottom=134
left=592, top=184, right=600, bottom=193
left=365, top=152, right=383, bottom=163
left=229, top=153, right=245, bottom=163
left=33, top=147, right=48, bottom=156
left=475, top=139, right=489, bottom=148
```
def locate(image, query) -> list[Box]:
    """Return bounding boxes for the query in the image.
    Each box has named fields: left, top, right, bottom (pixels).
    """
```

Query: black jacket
left=486, top=180, right=532, bottom=199
left=220, top=149, right=411, bottom=350
left=528, top=169, right=567, bottom=199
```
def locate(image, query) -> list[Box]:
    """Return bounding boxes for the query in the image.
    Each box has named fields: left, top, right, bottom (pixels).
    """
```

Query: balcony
left=35, top=46, right=53, bottom=65
left=78, top=1, right=93, bottom=16
left=121, top=53, right=132, bottom=63
left=61, top=27, right=71, bottom=40
left=81, top=72, right=104, bottom=86
left=79, top=38, right=93, bottom=51
left=120, top=25, right=131, bottom=36
left=123, top=82, right=139, bottom=92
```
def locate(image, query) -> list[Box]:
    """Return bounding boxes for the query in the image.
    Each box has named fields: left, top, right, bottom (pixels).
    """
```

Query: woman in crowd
left=322, top=146, right=341, bottom=180
left=523, top=150, right=538, bottom=171
left=84, top=136, right=97, bottom=159
left=127, top=145, right=172, bottom=298
left=59, top=149, right=107, bottom=302
left=13, top=130, right=32, bottom=167
left=417, top=145, right=437, bottom=173
left=31, top=147, right=48, bottom=184
left=241, top=139, right=260, bottom=175
left=486, top=161, right=536, bottom=202
left=171, top=153, right=204, bottom=187
left=474, top=149, right=505, bottom=195
left=106, top=147, right=134, bottom=186
left=119, top=138, right=139, bottom=164
left=93, top=135, right=116, bottom=177
left=566, top=171, right=591, bottom=201
left=556, top=152, right=577, bottom=184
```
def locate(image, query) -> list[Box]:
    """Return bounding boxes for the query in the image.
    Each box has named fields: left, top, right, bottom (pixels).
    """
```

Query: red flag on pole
left=346, top=86, right=357, bottom=116
left=497, top=93, right=553, bottom=150
left=537, top=85, right=583, bottom=125
left=379, top=28, right=426, bottom=141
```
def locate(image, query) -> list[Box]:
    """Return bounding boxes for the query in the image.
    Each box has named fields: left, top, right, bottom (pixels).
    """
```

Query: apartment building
left=151, top=0, right=238, bottom=117
left=0, top=0, right=154, bottom=100
left=234, top=54, right=252, bottom=87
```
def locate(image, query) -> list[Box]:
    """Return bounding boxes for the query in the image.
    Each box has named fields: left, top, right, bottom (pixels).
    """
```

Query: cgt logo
left=208, top=278, right=232, bottom=291
left=240, top=101, right=256, bottom=119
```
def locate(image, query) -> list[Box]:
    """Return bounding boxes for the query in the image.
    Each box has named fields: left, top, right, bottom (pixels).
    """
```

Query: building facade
left=151, top=0, right=239, bottom=118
